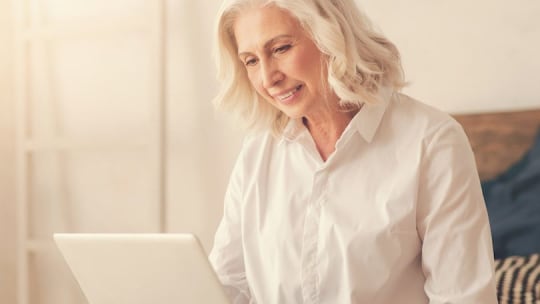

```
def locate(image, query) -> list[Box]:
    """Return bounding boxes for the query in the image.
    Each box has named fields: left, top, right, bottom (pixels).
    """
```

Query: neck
left=303, top=107, right=358, bottom=161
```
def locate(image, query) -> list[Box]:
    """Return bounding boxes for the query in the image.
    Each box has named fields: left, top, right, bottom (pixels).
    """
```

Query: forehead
left=233, top=5, right=304, bottom=53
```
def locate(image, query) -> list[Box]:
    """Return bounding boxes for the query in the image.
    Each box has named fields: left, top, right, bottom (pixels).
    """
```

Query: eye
left=244, top=57, right=258, bottom=67
left=273, top=44, right=292, bottom=54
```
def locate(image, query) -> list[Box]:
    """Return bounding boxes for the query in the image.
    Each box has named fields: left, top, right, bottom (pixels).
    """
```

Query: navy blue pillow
left=482, top=128, right=540, bottom=259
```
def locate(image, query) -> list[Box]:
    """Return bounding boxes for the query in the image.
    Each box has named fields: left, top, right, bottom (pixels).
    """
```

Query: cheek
left=247, top=70, right=264, bottom=93
left=289, top=51, right=323, bottom=82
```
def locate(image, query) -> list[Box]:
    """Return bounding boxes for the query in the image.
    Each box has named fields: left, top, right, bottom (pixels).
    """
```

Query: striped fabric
left=495, top=253, right=540, bottom=304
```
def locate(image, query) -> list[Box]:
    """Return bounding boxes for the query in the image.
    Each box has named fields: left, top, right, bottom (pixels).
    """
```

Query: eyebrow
left=237, top=34, right=294, bottom=57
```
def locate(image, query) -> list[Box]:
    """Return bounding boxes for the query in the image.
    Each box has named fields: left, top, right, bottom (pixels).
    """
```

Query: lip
left=272, top=85, right=303, bottom=104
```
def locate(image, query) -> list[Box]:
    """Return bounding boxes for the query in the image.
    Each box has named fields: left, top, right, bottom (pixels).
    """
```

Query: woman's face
left=233, top=5, right=338, bottom=119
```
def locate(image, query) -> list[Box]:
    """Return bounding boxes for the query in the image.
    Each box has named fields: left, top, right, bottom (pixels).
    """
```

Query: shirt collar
left=280, top=86, right=394, bottom=145
left=349, top=86, right=393, bottom=143
left=280, top=117, right=308, bottom=145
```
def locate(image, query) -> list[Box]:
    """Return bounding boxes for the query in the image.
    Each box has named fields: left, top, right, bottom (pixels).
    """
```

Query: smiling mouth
left=276, top=85, right=303, bottom=101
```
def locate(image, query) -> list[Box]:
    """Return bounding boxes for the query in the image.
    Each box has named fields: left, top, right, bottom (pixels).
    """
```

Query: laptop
left=53, top=233, right=231, bottom=304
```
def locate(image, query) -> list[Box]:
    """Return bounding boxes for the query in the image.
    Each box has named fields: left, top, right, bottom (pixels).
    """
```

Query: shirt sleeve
left=416, top=119, right=498, bottom=304
left=209, top=146, right=252, bottom=304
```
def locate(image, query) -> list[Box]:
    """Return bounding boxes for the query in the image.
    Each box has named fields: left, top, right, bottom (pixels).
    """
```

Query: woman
left=209, top=0, right=498, bottom=303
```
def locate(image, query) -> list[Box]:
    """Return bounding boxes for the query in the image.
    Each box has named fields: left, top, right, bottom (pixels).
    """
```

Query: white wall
left=165, top=0, right=244, bottom=251
left=360, top=0, right=540, bottom=113
left=0, top=0, right=16, bottom=302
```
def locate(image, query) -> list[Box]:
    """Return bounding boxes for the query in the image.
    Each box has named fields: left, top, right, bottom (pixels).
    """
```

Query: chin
left=279, top=109, right=305, bottom=120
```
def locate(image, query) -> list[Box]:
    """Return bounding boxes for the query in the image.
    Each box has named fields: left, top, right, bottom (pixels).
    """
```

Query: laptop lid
left=54, top=233, right=230, bottom=304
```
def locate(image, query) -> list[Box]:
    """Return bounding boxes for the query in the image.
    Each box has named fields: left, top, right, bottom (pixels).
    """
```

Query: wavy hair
left=213, top=0, right=405, bottom=135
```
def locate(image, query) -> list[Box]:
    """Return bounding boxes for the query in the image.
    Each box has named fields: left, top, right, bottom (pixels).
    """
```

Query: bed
left=454, top=108, right=540, bottom=304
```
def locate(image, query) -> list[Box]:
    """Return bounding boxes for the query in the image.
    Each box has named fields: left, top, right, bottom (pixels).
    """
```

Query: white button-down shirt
left=209, top=90, right=498, bottom=304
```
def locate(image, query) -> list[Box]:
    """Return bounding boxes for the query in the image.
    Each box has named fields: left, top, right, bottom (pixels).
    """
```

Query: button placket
left=301, top=170, right=327, bottom=303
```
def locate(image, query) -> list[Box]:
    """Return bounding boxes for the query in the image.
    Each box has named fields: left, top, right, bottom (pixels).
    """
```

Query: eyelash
left=243, top=44, right=293, bottom=67
left=273, top=44, right=291, bottom=54
left=245, top=58, right=258, bottom=66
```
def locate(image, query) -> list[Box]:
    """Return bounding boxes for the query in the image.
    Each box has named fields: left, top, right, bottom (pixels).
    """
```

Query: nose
left=261, top=59, right=283, bottom=89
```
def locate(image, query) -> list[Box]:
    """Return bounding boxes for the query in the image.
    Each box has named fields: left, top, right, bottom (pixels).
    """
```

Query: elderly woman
left=209, top=0, right=498, bottom=303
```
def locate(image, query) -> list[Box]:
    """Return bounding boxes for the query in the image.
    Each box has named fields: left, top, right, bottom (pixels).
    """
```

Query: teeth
left=277, top=85, right=301, bottom=100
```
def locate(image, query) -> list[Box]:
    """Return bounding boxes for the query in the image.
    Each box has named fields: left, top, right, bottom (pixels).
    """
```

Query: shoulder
left=235, top=130, right=278, bottom=168
left=240, top=130, right=276, bottom=153
left=391, top=93, right=459, bottom=127
left=371, top=92, right=470, bottom=162
left=385, top=92, right=466, bottom=144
